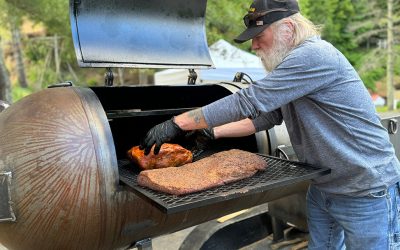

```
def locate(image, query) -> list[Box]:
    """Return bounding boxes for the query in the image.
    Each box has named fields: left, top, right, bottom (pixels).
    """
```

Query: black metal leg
left=271, top=217, right=286, bottom=242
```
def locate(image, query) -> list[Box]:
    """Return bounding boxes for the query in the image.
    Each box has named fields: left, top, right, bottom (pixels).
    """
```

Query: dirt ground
left=0, top=227, right=308, bottom=250
left=0, top=227, right=195, bottom=250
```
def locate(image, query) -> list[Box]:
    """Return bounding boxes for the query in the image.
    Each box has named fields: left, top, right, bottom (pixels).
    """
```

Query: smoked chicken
left=127, top=143, right=193, bottom=170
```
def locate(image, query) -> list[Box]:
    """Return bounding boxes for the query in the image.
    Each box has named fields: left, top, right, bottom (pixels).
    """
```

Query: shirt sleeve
left=251, top=109, right=283, bottom=132
left=202, top=39, right=340, bottom=127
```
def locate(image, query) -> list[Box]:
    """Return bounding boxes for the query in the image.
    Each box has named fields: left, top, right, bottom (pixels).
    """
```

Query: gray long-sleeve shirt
left=202, top=36, right=400, bottom=196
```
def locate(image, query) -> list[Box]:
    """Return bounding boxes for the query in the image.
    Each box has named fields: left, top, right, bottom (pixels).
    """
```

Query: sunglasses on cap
left=243, top=8, right=293, bottom=28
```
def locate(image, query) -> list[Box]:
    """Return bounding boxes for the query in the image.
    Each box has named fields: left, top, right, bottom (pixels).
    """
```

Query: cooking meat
left=127, top=143, right=193, bottom=170
left=137, top=149, right=267, bottom=195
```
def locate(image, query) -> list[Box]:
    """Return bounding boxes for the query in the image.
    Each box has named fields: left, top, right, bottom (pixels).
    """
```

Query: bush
left=360, top=67, right=386, bottom=91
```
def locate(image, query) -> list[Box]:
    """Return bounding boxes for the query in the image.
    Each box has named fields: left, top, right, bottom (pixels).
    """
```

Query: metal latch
left=105, top=67, right=114, bottom=86
left=0, top=172, right=16, bottom=222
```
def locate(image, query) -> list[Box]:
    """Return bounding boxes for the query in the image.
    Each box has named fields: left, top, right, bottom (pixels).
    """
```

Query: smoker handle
left=47, top=81, right=73, bottom=88
left=274, top=145, right=298, bottom=161
left=275, top=146, right=289, bottom=160
left=388, top=119, right=398, bottom=134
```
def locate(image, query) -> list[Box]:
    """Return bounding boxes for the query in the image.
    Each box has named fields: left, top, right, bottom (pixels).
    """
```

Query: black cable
left=241, top=72, right=254, bottom=84
left=232, top=72, right=254, bottom=84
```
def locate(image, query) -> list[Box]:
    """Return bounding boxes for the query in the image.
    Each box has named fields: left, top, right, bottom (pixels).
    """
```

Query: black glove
left=140, top=118, right=185, bottom=155
left=185, top=128, right=215, bottom=159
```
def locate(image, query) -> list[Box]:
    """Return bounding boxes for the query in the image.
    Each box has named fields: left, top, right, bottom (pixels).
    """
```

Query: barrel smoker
left=0, top=1, right=334, bottom=249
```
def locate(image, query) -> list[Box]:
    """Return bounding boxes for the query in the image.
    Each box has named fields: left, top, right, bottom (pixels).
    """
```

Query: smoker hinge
left=105, top=68, right=114, bottom=86
left=73, top=0, right=81, bottom=8
left=0, top=172, right=16, bottom=222
left=0, top=100, right=10, bottom=113
left=73, top=0, right=81, bottom=16
left=187, top=69, right=197, bottom=85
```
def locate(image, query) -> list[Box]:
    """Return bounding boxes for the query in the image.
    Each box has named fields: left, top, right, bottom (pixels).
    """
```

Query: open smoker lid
left=69, top=0, right=214, bottom=69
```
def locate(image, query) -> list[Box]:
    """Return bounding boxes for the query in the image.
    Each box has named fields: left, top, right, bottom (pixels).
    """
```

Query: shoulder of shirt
left=295, top=36, right=334, bottom=53
left=285, top=36, right=338, bottom=65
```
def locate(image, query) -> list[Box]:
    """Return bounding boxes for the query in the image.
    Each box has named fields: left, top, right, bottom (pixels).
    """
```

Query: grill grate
left=119, top=154, right=330, bottom=214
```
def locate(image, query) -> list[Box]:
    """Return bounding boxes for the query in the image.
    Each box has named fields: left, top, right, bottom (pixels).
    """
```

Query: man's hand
left=186, top=128, right=215, bottom=158
left=140, top=118, right=185, bottom=155
left=193, top=128, right=215, bottom=150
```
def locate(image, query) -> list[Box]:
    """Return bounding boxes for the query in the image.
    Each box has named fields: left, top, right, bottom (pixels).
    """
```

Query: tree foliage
left=4, top=0, right=68, bottom=34
left=301, top=0, right=357, bottom=60
left=206, top=1, right=249, bottom=50
left=0, top=0, right=398, bottom=100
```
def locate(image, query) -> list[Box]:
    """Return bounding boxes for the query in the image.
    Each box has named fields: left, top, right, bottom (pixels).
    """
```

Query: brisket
left=137, top=149, right=267, bottom=195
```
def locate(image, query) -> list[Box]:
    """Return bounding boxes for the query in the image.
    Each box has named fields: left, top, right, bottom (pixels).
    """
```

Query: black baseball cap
left=234, top=0, right=300, bottom=43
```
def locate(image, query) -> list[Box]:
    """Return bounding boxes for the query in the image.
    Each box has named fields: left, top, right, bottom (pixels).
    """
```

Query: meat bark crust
left=137, top=149, right=267, bottom=195
left=127, top=143, right=193, bottom=170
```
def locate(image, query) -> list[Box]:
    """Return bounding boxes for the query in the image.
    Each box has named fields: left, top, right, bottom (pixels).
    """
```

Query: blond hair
left=273, top=13, right=321, bottom=47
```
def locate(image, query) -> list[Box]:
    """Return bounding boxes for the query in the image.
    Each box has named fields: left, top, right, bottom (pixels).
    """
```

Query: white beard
left=256, top=28, right=293, bottom=72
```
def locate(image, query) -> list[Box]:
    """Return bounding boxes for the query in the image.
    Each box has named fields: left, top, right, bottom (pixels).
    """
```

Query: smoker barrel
left=0, top=0, right=332, bottom=248
left=0, top=85, right=329, bottom=249
left=0, top=85, right=256, bottom=249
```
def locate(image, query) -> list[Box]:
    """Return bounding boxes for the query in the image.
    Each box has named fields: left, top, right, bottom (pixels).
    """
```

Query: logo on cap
left=235, top=0, right=300, bottom=43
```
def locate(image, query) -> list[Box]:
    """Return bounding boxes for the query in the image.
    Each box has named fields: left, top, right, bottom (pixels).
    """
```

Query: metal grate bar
left=119, top=154, right=330, bottom=214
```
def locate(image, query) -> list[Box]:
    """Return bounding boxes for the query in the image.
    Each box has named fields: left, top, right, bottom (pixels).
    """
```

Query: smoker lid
left=69, top=0, right=214, bottom=69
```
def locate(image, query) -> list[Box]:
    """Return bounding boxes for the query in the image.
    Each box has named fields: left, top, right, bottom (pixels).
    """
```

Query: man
left=141, top=0, right=400, bottom=248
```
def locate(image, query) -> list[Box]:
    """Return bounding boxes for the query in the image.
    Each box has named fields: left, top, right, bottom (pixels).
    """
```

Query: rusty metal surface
left=70, top=0, right=214, bottom=69
left=0, top=172, right=15, bottom=222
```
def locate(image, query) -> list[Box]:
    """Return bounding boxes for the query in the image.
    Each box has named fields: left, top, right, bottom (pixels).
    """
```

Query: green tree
left=8, top=4, right=28, bottom=88
left=5, top=0, right=69, bottom=35
left=206, top=1, right=249, bottom=49
left=3, top=0, right=90, bottom=91
left=350, top=0, right=386, bottom=48
left=0, top=36, right=12, bottom=103
left=300, top=0, right=356, bottom=60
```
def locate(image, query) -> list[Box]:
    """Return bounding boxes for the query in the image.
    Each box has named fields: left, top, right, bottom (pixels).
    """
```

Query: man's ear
left=284, top=19, right=295, bottom=33
left=282, top=19, right=295, bottom=43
